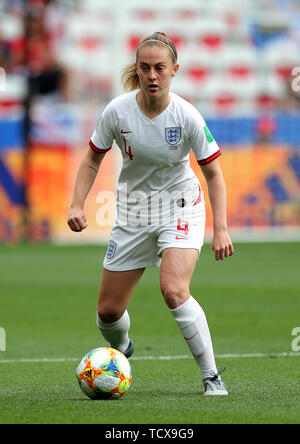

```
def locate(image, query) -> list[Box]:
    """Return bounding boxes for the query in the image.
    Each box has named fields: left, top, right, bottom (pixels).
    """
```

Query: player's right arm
left=67, top=147, right=107, bottom=232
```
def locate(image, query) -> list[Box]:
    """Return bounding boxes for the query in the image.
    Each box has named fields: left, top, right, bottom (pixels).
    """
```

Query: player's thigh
left=98, top=267, right=145, bottom=321
left=160, top=248, right=199, bottom=309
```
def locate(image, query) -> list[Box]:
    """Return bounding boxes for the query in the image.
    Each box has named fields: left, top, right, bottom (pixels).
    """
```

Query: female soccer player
left=68, top=32, right=234, bottom=396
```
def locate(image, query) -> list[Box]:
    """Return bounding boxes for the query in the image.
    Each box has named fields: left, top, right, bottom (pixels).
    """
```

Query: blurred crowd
left=0, top=0, right=67, bottom=102
left=1, top=1, right=299, bottom=244
left=0, top=0, right=300, bottom=112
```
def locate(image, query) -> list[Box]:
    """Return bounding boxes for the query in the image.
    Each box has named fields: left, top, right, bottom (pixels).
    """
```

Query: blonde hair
left=121, top=31, right=178, bottom=92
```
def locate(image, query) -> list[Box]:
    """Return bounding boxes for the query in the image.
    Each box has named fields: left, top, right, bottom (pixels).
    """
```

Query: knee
left=97, top=300, right=120, bottom=324
left=160, top=283, right=190, bottom=310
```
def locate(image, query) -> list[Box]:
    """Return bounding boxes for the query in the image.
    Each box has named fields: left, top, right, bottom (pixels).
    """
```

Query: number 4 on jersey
left=177, top=218, right=189, bottom=235
left=123, top=138, right=133, bottom=160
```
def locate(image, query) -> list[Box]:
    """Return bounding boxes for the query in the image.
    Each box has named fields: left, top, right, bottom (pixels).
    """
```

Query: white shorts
left=103, top=203, right=206, bottom=272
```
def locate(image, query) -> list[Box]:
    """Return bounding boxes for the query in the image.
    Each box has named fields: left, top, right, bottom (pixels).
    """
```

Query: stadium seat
left=77, top=0, right=113, bottom=14
left=165, top=33, right=186, bottom=49
left=171, top=76, right=197, bottom=105
left=262, top=41, right=299, bottom=80
left=131, top=9, right=157, bottom=22
left=255, top=75, right=286, bottom=111
left=65, top=16, right=111, bottom=53
left=200, top=74, right=256, bottom=115
left=127, top=35, right=143, bottom=53
left=127, top=27, right=187, bottom=54
left=220, top=45, right=257, bottom=80
left=175, top=8, right=197, bottom=22
left=181, top=52, right=217, bottom=84
left=196, top=20, right=227, bottom=51
left=0, top=74, right=27, bottom=108
left=187, top=66, right=211, bottom=83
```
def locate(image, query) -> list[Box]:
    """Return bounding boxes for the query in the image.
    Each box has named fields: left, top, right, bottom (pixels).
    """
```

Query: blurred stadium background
left=1, top=0, right=300, bottom=245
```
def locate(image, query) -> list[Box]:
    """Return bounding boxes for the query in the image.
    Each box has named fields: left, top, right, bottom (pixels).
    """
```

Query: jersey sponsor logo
left=165, top=127, right=181, bottom=146
left=106, top=241, right=117, bottom=259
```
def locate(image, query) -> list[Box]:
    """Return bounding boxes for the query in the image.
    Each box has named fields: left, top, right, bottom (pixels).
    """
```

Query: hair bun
left=156, top=31, right=168, bottom=37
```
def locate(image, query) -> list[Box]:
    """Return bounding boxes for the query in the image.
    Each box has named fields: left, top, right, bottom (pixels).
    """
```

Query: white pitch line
left=0, top=352, right=299, bottom=364
left=215, top=352, right=300, bottom=358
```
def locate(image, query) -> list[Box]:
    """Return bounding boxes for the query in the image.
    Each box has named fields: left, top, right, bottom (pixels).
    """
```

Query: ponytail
left=121, top=63, right=140, bottom=92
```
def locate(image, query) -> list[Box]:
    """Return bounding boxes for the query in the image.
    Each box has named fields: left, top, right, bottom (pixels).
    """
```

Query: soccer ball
left=76, top=347, right=132, bottom=400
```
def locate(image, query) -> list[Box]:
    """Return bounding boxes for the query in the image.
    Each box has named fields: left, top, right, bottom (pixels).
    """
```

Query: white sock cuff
left=96, top=310, right=130, bottom=330
left=170, top=296, right=204, bottom=328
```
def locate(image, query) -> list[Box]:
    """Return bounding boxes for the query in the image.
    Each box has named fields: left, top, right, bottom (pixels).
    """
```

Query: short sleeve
left=188, top=110, right=221, bottom=165
left=89, top=104, right=116, bottom=153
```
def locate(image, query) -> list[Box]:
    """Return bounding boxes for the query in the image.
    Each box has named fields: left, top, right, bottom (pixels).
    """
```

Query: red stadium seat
left=196, top=20, right=227, bottom=51
left=134, top=10, right=157, bottom=21
left=79, top=36, right=103, bottom=51
left=215, top=93, right=238, bottom=112
left=256, top=94, right=280, bottom=110
left=167, top=34, right=185, bottom=49
left=187, top=66, right=211, bottom=83
left=127, top=32, right=185, bottom=54
left=224, top=12, right=240, bottom=28
left=176, top=9, right=196, bottom=21
left=200, top=34, right=224, bottom=50
left=220, top=45, right=257, bottom=80
left=229, top=66, right=253, bottom=79
left=65, top=17, right=111, bottom=60
left=263, top=43, right=299, bottom=81
left=199, top=74, right=256, bottom=115
left=180, top=51, right=218, bottom=85
left=128, top=35, right=143, bottom=52
left=275, top=65, right=294, bottom=80
left=255, top=75, right=286, bottom=111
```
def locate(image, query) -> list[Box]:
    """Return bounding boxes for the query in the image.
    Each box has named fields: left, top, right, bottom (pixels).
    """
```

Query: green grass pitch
left=0, top=242, right=299, bottom=424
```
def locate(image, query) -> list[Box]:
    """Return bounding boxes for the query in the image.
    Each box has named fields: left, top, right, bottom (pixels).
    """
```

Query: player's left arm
left=200, top=158, right=234, bottom=261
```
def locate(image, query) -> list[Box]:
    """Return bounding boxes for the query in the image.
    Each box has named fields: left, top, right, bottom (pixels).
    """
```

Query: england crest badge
left=165, top=127, right=182, bottom=146
left=106, top=241, right=117, bottom=259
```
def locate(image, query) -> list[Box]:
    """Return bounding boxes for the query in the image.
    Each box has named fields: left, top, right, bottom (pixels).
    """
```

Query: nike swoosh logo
left=184, top=331, right=199, bottom=341
left=175, top=236, right=186, bottom=240
left=121, top=130, right=132, bottom=134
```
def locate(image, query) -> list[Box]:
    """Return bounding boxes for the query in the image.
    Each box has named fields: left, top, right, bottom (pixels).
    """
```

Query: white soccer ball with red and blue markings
left=76, top=347, right=132, bottom=400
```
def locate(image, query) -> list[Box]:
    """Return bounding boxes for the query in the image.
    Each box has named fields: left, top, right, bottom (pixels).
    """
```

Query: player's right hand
left=67, top=207, right=88, bottom=232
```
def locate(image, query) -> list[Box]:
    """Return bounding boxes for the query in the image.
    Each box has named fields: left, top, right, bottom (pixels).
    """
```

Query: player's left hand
left=212, top=230, right=234, bottom=261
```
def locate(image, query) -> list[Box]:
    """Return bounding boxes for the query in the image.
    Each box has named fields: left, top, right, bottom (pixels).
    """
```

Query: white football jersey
left=90, top=90, right=221, bottom=224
